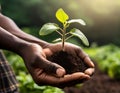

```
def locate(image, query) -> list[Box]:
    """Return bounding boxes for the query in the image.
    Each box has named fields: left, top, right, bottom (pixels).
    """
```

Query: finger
left=37, top=72, right=90, bottom=87
left=84, top=56, right=95, bottom=68
left=60, top=72, right=90, bottom=87
left=77, top=49, right=94, bottom=68
left=63, top=72, right=90, bottom=81
left=61, top=72, right=90, bottom=87
left=40, top=57, right=66, bottom=77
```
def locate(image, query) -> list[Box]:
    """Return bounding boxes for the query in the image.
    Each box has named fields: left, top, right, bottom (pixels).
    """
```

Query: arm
left=0, top=13, right=48, bottom=48
left=0, top=27, right=30, bottom=55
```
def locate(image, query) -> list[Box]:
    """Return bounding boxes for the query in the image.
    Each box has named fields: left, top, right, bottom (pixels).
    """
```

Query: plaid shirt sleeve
left=0, top=50, right=19, bottom=93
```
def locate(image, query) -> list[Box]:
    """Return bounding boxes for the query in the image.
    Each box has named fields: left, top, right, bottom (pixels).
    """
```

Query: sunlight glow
left=85, top=0, right=120, bottom=15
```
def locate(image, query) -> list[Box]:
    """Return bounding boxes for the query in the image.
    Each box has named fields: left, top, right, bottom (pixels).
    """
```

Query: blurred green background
left=1, top=0, right=120, bottom=45
left=1, top=0, right=120, bottom=93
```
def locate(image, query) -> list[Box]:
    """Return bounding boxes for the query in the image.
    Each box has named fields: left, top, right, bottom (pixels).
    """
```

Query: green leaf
left=68, top=19, right=86, bottom=26
left=56, top=8, right=69, bottom=23
left=39, top=23, right=59, bottom=35
left=70, top=28, right=89, bottom=46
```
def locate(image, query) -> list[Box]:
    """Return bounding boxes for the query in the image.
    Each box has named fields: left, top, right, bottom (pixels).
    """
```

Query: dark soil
left=64, top=62, right=120, bottom=93
left=47, top=51, right=88, bottom=74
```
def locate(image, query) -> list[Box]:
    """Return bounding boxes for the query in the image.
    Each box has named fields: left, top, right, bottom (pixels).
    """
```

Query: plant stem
left=62, top=27, right=66, bottom=51
left=65, top=34, right=74, bottom=41
left=62, top=34, right=65, bottom=51
left=55, top=30, right=62, bottom=36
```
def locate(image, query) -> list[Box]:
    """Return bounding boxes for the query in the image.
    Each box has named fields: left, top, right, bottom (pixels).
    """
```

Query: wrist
left=37, top=40, right=50, bottom=48
left=18, top=43, right=42, bottom=61
left=0, top=27, right=30, bottom=55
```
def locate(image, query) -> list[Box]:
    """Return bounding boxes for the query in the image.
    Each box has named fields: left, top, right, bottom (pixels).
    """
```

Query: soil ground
left=47, top=51, right=88, bottom=74
left=64, top=62, right=120, bottom=93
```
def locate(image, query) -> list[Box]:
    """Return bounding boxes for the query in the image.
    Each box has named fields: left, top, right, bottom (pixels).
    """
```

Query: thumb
left=40, top=58, right=66, bottom=77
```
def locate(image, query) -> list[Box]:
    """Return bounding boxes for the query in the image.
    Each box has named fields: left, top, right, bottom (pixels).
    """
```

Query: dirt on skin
left=64, top=62, right=120, bottom=93
left=47, top=51, right=88, bottom=74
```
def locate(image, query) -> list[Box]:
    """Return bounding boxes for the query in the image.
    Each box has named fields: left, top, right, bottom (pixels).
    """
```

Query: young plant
left=39, top=8, right=89, bottom=51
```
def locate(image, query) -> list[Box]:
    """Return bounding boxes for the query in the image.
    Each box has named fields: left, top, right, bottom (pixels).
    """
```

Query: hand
left=44, top=42, right=94, bottom=76
left=21, top=43, right=94, bottom=88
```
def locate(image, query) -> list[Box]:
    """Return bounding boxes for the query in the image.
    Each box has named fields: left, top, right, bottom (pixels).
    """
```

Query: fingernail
left=56, top=68, right=66, bottom=77
left=84, top=68, right=95, bottom=76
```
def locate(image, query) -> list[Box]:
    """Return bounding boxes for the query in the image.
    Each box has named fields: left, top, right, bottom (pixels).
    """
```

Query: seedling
left=39, top=8, right=89, bottom=51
